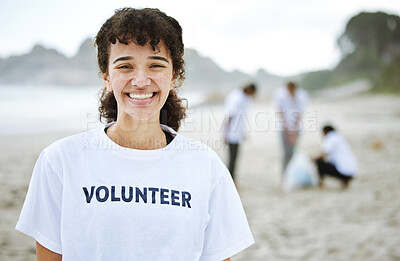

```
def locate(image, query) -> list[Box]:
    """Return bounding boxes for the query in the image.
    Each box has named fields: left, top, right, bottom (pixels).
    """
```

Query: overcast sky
left=1, top=0, right=399, bottom=76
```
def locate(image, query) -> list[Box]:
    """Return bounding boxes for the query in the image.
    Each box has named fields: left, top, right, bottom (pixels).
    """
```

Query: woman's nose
left=131, top=70, right=151, bottom=87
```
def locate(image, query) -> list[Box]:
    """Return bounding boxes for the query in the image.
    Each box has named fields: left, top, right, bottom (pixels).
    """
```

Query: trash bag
left=283, top=152, right=318, bottom=192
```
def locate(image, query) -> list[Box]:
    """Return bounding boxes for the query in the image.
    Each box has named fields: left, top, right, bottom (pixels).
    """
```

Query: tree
left=334, top=12, right=400, bottom=92
left=301, top=11, right=400, bottom=92
left=337, top=12, right=400, bottom=61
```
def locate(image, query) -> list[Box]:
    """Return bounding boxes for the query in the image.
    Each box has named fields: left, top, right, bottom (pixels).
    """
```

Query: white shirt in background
left=273, top=87, right=309, bottom=131
left=224, top=89, right=251, bottom=144
left=322, top=131, right=358, bottom=176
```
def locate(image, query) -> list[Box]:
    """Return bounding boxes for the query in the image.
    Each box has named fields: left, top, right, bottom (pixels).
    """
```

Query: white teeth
left=128, top=93, right=154, bottom=99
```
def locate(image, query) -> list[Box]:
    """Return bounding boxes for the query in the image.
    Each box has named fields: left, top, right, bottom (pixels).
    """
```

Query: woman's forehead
left=109, top=40, right=170, bottom=58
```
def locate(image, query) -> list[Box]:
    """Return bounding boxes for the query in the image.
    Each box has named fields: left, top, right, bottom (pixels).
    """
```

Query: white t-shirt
left=16, top=124, right=254, bottom=261
left=322, top=131, right=358, bottom=176
left=224, top=89, right=251, bottom=144
left=273, top=87, right=309, bottom=131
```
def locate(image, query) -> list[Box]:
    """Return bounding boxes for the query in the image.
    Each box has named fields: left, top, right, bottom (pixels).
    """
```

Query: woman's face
left=104, top=40, right=174, bottom=122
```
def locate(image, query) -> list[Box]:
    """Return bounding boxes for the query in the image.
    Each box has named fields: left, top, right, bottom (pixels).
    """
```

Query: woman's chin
left=127, top=111, right=158, bottom=122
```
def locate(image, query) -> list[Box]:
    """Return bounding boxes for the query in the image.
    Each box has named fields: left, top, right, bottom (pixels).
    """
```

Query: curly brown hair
left=95, top=7, right=186, bottom=131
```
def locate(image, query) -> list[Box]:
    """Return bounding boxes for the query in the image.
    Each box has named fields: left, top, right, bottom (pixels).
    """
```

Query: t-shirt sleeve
left=225, top=94, right=239, bottom=117
left=322, top=135, right=336, bottom=155
left=15, top=150, right=63, bottom=254
left=200, top=165, right=254, bottom=261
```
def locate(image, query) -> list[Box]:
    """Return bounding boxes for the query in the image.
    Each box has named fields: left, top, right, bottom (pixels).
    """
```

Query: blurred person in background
left=224, top=83, right=257, bottom=181
left=314, top=125, right=358, bottom=189
left=15, top=7, right=254, bottom=260
left=274, top=81, right=309, bottom=185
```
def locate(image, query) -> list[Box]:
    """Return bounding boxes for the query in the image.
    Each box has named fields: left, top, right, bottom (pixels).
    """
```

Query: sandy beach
left=1, top=94, right=400, bottom=260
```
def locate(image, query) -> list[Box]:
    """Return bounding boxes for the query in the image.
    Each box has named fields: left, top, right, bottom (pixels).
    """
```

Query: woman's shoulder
left=42, top=128, right=100, bottom=159
left=173, top=132, right=228, bottom=170
left=173, top=133, right=230, bottom=184
left=163, top=125, right=212, bottom=155
left=172, top=133, right=219, bottom=158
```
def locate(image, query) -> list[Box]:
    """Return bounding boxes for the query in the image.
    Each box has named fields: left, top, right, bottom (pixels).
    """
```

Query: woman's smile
left=127, top=92, right=154, bottom=100
left=126, top=91, right=157, bottom=105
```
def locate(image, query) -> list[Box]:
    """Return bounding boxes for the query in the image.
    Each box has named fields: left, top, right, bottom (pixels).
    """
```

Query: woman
left=16, top=8, right=254, bottom=260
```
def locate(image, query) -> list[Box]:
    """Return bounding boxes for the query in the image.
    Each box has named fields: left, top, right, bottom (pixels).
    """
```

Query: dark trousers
left=315, top=158, right=353, bottom=185
left=228, top=143, right=239, bottom=181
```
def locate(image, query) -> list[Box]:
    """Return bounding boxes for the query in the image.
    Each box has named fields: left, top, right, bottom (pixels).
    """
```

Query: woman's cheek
left=111, top=76, right=128, bottom=92
left=156, top=74, right=174, bottom=89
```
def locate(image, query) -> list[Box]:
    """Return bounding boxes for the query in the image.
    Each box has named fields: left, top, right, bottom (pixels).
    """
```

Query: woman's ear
left=103, top=73, right=112, bottom=92
left=170, top=76, right=177, bottom=90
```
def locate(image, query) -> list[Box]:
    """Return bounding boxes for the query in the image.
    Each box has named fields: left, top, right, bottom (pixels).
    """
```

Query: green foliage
left=338, top=12, right=400, bottom=59
left=335, top=47, right=381, bottom=74
left=301, top=69, right=369, bottom=91
left=301, top=70, right=332, bottom=91
left=302, top=11, right=400, bottom=93
left=373, top=61, right=400, bottom=93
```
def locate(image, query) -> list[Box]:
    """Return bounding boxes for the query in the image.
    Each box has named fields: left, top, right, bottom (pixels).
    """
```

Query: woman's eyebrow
left=113, top=56, right=133, bottom=64
left=148, top=56, right=169, bottom=63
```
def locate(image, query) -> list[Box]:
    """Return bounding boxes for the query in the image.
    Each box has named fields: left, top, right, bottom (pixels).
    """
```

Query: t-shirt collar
left=99, top=122, right=179, bottom=157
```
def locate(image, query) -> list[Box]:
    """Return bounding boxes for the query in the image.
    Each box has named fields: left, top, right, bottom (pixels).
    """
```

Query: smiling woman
left=97, top=7, right=186, bottom=132
left=15, top=7, right=253, bottom=261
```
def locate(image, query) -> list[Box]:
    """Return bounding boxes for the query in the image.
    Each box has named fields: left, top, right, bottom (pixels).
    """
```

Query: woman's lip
left=125, top=91, right=156, bottom=94
left=127, top=92, right=155, bottom=99
left=126, top=92, right=157, bottom=105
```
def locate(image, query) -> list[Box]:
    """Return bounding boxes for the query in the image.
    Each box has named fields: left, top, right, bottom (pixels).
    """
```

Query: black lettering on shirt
left=82, top=186, right=192, bottom=208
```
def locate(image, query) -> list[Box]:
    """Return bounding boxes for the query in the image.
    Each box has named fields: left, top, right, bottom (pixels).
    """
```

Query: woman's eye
left=117, top=65, right=132, bottom=69
left=150, top=64, right=166, bottom=68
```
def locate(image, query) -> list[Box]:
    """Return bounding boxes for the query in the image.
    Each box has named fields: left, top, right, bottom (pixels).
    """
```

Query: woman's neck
left=106, top=114, right=166, bottom=150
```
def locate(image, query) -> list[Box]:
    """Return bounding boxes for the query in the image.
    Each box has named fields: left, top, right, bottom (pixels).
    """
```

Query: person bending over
left=314, top=125, right=358, bottom=189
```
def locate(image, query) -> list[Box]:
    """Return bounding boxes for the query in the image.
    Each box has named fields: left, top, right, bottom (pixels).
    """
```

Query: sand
left=1, top=94, right=400, bottom=260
